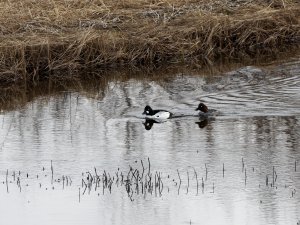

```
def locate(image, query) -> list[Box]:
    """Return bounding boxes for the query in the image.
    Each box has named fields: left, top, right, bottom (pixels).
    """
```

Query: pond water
left=0, top=56, right=300, bottom=225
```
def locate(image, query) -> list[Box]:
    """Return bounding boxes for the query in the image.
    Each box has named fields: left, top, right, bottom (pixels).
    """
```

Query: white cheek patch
left=146, top=111, right=149, bottom=114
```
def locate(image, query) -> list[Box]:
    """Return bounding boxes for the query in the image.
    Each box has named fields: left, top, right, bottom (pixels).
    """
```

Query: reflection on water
left=0, top=57, right=300, bottom=225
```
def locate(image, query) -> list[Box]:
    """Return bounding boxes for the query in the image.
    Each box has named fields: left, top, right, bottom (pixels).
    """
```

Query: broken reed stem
left=242, top=158, right=245, bottom=172
left=51, top=160, right=54, bottom=184
left=177, top=169, right=181, bottom=195
left=147, top=157, right=151, bottom=176
left=223, top=163, right=225, bottom=178
left=154, top=172, right=157, bottom=197
left=6, top=169, right=9, bottom=193
left=193, top=167, right=199, bottom=195
left=272, top=166, right=274, bottom=186
left=79, top=187, right=81, bottom=203
left=186, top=170, right=189, bottom=194
left=140, top=160, right=145, bottom=180
left=17, top=177, right=21, bottom=192
left=244, top=168, right=247, bottom=186
left=205, top=163, right=208, bottom=181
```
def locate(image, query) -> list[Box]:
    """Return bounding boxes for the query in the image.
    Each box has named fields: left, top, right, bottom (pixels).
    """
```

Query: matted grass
left=0, top=0, right=299, bottom=84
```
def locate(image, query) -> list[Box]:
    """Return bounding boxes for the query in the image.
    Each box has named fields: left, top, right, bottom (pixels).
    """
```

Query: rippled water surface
left=0, top=57, right=300, bottom=225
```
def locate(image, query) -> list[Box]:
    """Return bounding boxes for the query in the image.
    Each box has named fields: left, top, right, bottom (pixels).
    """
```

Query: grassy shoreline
left=0, top=0, right=299, bottom=84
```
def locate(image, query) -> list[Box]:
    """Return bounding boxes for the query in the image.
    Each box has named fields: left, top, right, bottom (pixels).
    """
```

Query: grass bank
left=0, top=0, right=299, bottom=84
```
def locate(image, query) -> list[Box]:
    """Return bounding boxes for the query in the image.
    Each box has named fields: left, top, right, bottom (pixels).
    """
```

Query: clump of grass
left=0, top=0, right=299, bottom=84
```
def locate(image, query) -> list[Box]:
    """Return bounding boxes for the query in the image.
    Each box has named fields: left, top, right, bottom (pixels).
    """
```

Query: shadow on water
left=0, top=53, right=300, bottom=225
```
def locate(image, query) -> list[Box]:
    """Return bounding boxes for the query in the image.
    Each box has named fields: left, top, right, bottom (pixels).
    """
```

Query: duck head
left=142, top=105, right=153, bottom=115
left=195, top=103, right=208, bottom=113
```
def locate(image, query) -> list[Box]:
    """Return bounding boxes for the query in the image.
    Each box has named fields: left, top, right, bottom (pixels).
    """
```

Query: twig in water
left=192, top=167, right=199, bottom=195
left=82, top=179, right=87, bottom=195
left=244, top=168, right=247, bottom=186
left=6, top=169, right=9, bottom=193
left=242, top=158, right=245, bottom=172
left=205, top=164, right=208, bottom=181
left=186, top=170, right=189, bottom=194
left=223, top=163, right=225, bottom=178
left=292, top=189, right=296, bottom=197
left=158, top=173, right=163, bottom=196
left=148, top=157, right=151, bottom=176
left=67, top=176, right=72, bottom=186
left=17, top=177, right=21, bottom=192
left=177, top=169, right=181, bottom=195
left=140, top=160, right=145, bottom=181
left=154, top=172, right=157, bottom=197
left=79, top=188, right=81, bottom=203
left=272, top=166, right=275, bottom=187
left=51, top=160, right=54, bottom=184
left=12, top=171, right=16, bottom=181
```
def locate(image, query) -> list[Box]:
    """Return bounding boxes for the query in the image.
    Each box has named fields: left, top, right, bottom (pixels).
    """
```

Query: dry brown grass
left=0, top=0, right=299, bottom=84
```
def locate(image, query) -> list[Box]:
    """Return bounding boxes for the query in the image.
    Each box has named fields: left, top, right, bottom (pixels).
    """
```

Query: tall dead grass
left=0, top=0, right=299, bottom=84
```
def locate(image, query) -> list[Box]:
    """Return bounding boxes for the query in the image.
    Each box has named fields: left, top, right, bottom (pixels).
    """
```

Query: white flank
left=146, top=111, right=170, bottom=120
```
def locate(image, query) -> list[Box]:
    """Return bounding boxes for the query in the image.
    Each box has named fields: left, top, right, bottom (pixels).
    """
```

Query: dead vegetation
left=0, top=0, right=299, bottom=84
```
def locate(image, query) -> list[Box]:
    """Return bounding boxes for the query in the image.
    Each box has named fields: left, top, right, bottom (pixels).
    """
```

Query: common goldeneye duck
left=142, top=105, right=173, bottom=120
left=195, top=103, right=218, bottom=117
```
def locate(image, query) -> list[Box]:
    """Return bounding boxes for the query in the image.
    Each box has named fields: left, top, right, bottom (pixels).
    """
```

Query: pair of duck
left=142, top=103, right=216, bottom=120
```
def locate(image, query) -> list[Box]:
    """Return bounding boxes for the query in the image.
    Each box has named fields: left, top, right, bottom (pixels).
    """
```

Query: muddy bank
left=0, top=0, right=299, bottom=85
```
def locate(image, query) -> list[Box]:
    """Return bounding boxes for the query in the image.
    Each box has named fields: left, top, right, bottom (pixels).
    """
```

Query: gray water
left=0, top=57, right=300, bottom=225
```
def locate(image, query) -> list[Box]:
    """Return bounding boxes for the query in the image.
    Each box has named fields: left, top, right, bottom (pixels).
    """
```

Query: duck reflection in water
left=195, top=119, right=208, bottom=129
left=143, top=119, right=160, bottom=130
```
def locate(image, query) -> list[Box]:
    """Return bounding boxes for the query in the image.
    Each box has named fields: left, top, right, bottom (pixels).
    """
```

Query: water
left=0, top=57, right=300, bottom=225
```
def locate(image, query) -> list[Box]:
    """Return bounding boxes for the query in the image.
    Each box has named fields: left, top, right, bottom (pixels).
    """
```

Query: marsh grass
left=0, top=0, right=299, bottom=84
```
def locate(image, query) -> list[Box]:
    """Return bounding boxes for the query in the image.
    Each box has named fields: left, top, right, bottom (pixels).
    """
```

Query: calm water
left=0, top=57, right=300, bottom=225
